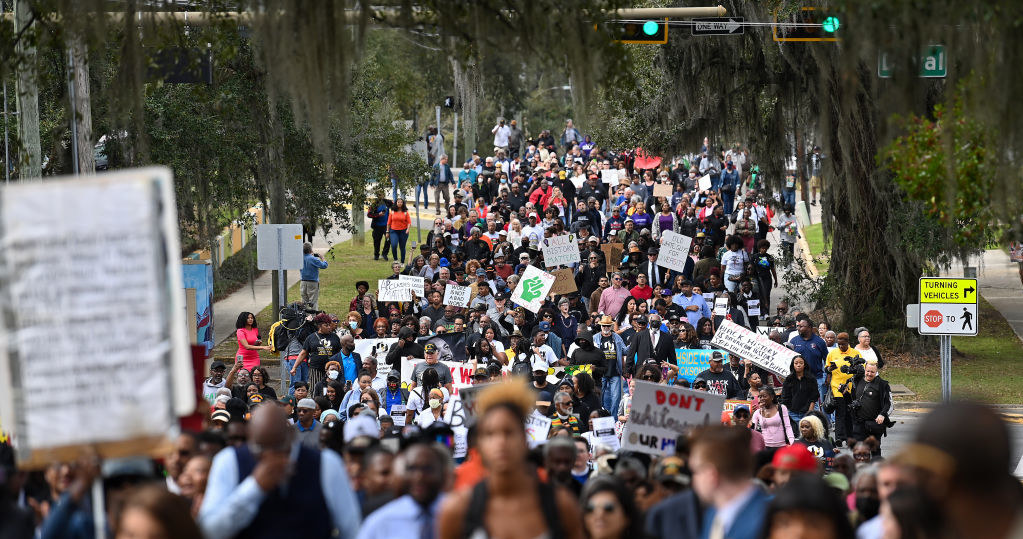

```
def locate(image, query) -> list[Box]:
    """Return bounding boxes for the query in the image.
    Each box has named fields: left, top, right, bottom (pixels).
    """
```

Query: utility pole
left=13, top=0, right=40, bottom=179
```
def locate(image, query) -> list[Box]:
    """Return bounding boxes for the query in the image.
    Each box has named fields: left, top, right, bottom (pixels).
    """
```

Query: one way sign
left=691, top=17, right=744, bottom=36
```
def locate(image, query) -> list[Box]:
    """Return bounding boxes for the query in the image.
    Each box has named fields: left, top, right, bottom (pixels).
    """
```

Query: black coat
left=624, top=329, right=674, bottom=375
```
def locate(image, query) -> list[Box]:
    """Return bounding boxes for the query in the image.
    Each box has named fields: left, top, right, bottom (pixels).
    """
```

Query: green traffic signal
left=642, top=20, right=659, bottom=36
left=822, top=16, right=840, bottom=33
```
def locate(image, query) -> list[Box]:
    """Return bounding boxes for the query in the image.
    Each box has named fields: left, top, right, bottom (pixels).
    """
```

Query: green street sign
left=878, top=45, right=947, bottom=78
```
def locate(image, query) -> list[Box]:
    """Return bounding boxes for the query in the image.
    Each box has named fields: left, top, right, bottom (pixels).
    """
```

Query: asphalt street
left=879, top=405, right=1023, bottom=478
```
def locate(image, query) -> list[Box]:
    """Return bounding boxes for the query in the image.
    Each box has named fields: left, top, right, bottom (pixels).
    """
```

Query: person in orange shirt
left=387, top=198, right=411, bottom=263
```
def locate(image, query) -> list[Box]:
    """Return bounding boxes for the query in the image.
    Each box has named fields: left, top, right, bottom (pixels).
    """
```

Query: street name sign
left=918, top=277, right=978, bottom=336
left=691, top=17, right=744, bottom=36
left=878, top=46, right=947, bottom=78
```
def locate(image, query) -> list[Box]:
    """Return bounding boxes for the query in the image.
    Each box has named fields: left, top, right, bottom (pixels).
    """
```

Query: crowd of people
left=2, top=122, right=1021, bottom=539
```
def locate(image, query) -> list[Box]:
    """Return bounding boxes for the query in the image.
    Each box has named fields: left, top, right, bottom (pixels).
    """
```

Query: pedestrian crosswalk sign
left=918, top=277, right=978, bottom=336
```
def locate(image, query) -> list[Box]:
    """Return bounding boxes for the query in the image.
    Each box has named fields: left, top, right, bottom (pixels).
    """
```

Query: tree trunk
left=254, top=91, right=288, bottom=317
left=13, top=0, right=40, bottom=178
left=68, top=33, right=95, bottom=175
left=822, top=65, right=921, bottom=329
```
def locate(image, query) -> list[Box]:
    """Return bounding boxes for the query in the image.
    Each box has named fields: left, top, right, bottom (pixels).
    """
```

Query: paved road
left=882, top=405, right=1023, bottom=478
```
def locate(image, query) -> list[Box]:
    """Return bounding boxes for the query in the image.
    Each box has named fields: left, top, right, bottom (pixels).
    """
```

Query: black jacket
left=624, top=329, right=674, bottom=375
left=781, top=373, right=820, bottom=414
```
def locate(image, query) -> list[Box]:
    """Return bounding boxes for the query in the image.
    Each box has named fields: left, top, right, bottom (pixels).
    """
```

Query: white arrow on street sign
left=691, top=17, right=744, bottom=36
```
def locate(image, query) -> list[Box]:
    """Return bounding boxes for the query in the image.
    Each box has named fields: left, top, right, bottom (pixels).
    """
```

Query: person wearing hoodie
left=568, top=328, right=605, bottom=383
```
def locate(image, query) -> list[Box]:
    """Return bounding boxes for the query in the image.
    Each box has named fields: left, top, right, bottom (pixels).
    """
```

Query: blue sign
left=674, top=349, right=727, bottom=382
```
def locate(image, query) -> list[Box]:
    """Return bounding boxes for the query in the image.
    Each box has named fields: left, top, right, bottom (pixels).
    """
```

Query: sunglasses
left=641, top=375, right=657, bottom=381
left=585, top=502, right=619, bottom=514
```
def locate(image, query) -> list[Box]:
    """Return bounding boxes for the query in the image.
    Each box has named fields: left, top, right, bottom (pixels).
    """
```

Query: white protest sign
left=453, top=426, right=468, bottom=459
left=390, top=405, right=406, bottom=426
left=443, top=284, right=472, bottom=308
left=698, top=174, right=712, bottom=191
left=711, top=320, right=797, bottom=377
left=702, top=292, right=715, bottom=302
left=619, top=168, right=629, bottom=180
left=378, top=279, right=412, bottom=302
left=354, top=338, right=397, bottom=378
left=511, top=265, right=556, bottom=313
left=755, top=326, right=786, bottom=336
left=591, top=416, right=620, bottom=451
left=443, top=383, right=488, bottom=428
left=398, top=275, right=426, bottom=297
left=541, top=233, right=581, bottom=268
left=601, top=169, right=619, bottom=184
left=0, top=168, right=190, bottom=467
left=714, top=296, right=729, bottom=316
left=656, top=231, right=693, bottom=273
left=526, top=411, right=552, bottom=448
left=570, top=174, right=586, bottom=189
left=747, top=299, right=761, bottom=317
left=400, top=357, right=476, bottom=395
left=622, top=381, right=724, bottom=457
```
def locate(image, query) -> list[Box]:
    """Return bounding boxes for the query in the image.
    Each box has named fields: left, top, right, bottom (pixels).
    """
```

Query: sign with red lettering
left=621, top=380, right=725, bottom=457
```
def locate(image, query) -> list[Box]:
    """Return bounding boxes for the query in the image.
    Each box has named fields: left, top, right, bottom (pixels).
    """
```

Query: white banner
left=601, top=169, right=619, bottom=184
left=400, top=357, right=476, bottom=395
left=443, top=284, right=471, bottom=307
left=398, top=275, right=426, bottom=297
left=378, top=279, right=412, bottom=302
left=656, top=231, right=693, bottom=273
left=511, top=265, right=556, bottom=313
left=621, top=381, right=724, bottom=457
left=541, top=233, right=581, bottom=268
left=711, top=320, right=797, bottom=377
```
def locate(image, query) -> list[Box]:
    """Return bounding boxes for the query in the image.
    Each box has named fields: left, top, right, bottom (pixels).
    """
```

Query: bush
left=213, top=240, right=262, bottom=301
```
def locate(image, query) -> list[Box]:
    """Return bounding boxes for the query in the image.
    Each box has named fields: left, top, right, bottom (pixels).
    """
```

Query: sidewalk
left=210, top=210, right=437, bottom=346
left=950, top=250, right=1023, bottom=342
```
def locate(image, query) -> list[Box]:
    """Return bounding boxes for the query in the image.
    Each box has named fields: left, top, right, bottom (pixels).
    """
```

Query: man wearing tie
left=624, top=314, right=674, bottom=375
left=356, top=443, right=450, bottom=539
left=690, top=426, right=768, bottom=539
left=434, top=155, right=453, bottom=214
left=638, top=247, right=667, bottom=288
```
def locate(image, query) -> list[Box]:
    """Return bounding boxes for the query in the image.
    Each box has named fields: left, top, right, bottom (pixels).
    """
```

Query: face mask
left=349, top=321, right=358, bottom=329
left=429, top=398, right=442, bottom=409
left=855, top=496, right=880, bottom=520
left=327, top=370, right=340, bottom=380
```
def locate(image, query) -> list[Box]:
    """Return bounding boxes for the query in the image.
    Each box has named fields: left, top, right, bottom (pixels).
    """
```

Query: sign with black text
left=622, top=381, right=724, bottom=456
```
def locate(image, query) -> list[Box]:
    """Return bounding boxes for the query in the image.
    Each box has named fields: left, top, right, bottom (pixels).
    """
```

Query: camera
left=839, top=364, right=853, bottom=375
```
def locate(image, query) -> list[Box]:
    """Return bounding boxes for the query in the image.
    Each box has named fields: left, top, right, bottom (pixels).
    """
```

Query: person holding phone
left=235, top=312, right=270, bottom=371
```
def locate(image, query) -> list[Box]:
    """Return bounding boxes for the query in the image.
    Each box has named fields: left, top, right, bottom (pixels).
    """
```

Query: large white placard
left=511, top=265, right=556, bottom=313
left=601, top=169, right=619, bottom=184
left=398, top=275, right=426, bottom=297
left=657, top=231, right=693, bottom=273
left=711, top=320, right=797, bottom=377
left=621, top=381, right=724, bottom=457
left=443, top=284, right=471, bottom=307
left=378, top=279, right=412, bottom=302
left=541, top=234, right=581, bottom=268
left=0, top=168, right=190, bottom=467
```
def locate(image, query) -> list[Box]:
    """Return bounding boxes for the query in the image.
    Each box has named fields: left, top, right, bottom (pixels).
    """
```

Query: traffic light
left=773, top=7, right=841, bottom=42
left=614, top=18, right=668, bottom=44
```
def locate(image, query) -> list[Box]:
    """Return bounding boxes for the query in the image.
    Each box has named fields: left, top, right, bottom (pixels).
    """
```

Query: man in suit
left=637, top=247, right=669, bottom=289
left=691, top=426, right=768, bottom=539
left=624, top=314, right=673, bottom=375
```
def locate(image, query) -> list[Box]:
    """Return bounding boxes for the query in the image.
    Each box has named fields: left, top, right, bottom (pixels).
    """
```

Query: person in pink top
left=752, top=386, right=795, bottom=448
left=235, top=312, right=270, bottom=370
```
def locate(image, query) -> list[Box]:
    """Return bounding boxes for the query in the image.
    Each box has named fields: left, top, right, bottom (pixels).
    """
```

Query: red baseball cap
left=771, top=442, right=817, bottom=472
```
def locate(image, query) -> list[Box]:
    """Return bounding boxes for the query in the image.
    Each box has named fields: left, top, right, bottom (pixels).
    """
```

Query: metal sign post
left=940, top=334, right=952, bottom=402
left=276, top=227, right=287, bottom=308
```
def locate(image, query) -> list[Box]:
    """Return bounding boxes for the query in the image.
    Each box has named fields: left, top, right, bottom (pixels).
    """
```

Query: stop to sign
left=923, top=310, right=943, bottom=328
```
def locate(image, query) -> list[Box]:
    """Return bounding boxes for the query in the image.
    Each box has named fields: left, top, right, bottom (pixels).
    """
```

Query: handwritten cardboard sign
left=621, top=381, right=724, bottom=456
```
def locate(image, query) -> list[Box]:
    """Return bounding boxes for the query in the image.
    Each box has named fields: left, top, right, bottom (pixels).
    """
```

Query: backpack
left=268, top=303, right=311, bottom=353
left=267, top=319, right=288, bottom=353
left=510, top=353, right=532, bottom=378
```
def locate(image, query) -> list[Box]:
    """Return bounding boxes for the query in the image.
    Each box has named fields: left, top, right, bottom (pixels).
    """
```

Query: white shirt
left=356, top=495, right=445, bottom=539
left=721, top=249, right=747, bottom=276
left=711, top=484, right=759, bottom=537
left=492, top=124, right=511, bottom=147
left=533, top=344, right=559, bottom=366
